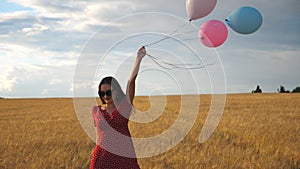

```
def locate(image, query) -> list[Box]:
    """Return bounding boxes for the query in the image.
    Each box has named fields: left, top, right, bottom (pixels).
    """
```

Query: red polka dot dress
left=90, top=98, right=140, bottom=169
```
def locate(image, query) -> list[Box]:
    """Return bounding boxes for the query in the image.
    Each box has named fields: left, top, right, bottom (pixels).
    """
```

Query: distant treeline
left=277, top=86, right=300, bottom=93
left=252, top=85, right=300, bottom=93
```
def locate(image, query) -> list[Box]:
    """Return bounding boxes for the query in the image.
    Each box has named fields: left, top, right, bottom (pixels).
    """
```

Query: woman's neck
left=105, top=103, right=116, bottom=114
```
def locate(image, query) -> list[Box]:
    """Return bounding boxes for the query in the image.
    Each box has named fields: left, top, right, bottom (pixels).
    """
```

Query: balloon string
left=143, top=20, right=213, bottom=70
left=180, top=37, right=199, bottom=41
left=146, top=53, right=215, bottom=70
left=144, top=20, right=192, bottom=47
left=172, top=29, right=198, bottom=38
left=144, top=29, right=197, bottom=47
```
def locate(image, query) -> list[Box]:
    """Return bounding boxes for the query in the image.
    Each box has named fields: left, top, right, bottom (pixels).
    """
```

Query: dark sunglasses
left=98, top=90, right=112, bottom=97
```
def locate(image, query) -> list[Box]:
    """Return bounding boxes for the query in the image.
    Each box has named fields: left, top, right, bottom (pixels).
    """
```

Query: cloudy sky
left=0, top=0, right=299, bottom=98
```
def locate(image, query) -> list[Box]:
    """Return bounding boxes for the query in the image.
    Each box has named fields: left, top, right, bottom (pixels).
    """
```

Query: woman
left=90, top=46, right=146, bottom=169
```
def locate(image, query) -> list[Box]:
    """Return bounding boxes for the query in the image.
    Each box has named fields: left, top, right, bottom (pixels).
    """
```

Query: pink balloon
left=186, top=0, right=217, bottom=20
left=199, top=20, right=228, bottom=48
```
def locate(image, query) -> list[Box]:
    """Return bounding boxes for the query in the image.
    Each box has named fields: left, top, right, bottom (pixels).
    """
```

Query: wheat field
left=0, top=94, right=299, bottom=169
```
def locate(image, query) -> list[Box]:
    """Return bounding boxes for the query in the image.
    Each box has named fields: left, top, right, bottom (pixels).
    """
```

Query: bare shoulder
left=92, top=105, right=104, bottom=113
left=100, top=104, right=106, bottom=111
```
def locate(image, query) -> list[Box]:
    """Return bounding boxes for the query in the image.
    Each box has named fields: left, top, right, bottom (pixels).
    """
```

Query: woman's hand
left=137, top=46, right=146, bottom=60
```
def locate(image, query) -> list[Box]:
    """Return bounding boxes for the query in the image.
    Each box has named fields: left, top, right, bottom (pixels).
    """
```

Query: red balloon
left=199, top=20, right=228, bottom=48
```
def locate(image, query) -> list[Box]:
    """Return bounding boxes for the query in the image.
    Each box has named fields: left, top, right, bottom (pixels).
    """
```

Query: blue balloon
left=225, top=6, right=263, bottom=34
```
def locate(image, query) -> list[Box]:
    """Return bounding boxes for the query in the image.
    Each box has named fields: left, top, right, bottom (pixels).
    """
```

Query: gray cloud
left=1, top=64, right=74, bottom=97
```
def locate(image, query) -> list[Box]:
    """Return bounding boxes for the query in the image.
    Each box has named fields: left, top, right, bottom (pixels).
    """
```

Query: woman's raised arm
left=126, top=46, right=146, bottom=104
